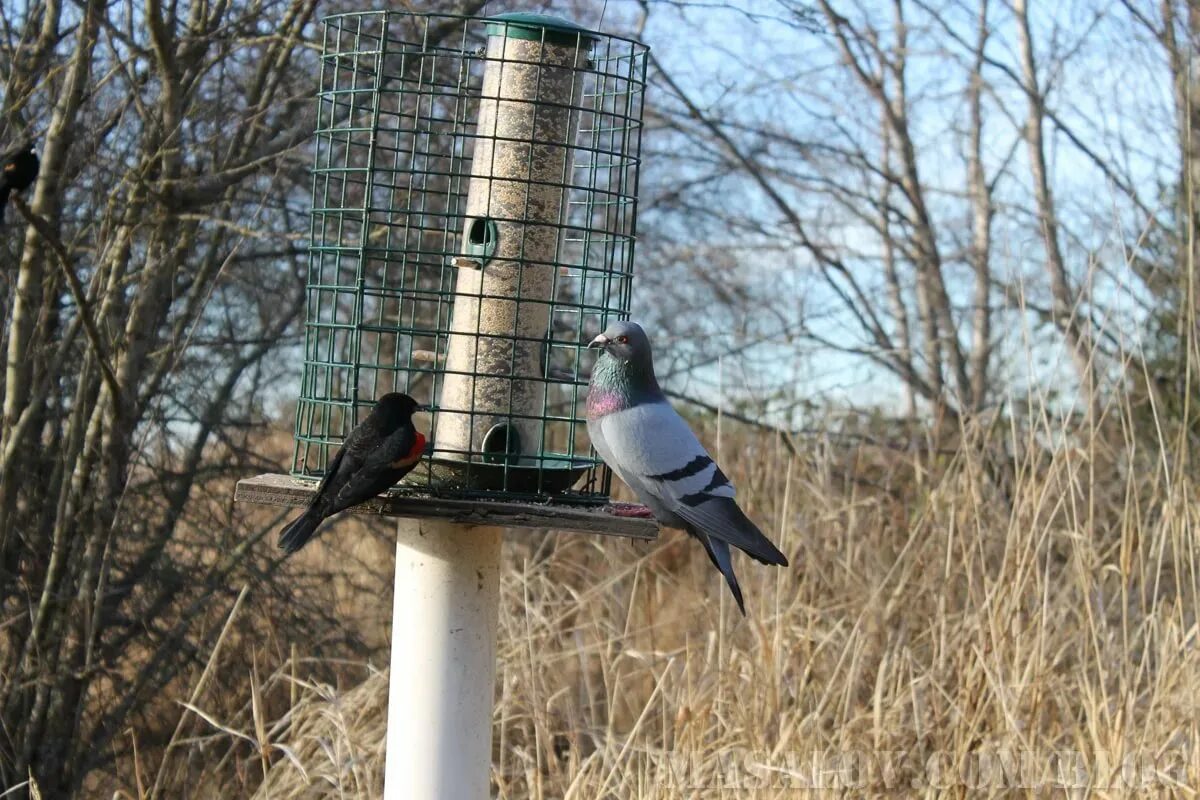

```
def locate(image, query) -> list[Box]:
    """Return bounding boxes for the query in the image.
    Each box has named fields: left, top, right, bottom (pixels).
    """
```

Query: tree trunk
left=1014, top=0, right=1097, bottom=418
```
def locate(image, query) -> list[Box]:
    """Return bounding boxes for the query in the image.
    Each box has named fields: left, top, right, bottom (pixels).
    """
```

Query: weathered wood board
left=235, top=473, right=659, bottom=540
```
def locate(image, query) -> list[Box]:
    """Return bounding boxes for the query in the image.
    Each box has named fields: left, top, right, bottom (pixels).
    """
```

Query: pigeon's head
left=587, top=320, right=652, bottom=365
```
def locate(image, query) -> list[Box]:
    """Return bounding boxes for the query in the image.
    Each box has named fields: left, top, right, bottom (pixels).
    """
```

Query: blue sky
left=558, top=0, right=1183, bottom=425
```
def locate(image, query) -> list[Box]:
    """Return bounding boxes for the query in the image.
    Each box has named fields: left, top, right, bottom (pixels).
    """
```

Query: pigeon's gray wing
left=598, top=400, right=733, bottom=499
left=598, top=401, right=787, bottom=566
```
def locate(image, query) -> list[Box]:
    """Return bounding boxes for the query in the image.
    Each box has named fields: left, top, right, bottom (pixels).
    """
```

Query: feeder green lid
left=485, top=12, right=598, bottom=46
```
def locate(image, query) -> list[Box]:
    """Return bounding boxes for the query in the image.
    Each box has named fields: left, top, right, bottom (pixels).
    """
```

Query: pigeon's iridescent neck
left=587, top=351, right=660, bottom=418
left=586, top=389, right=628, bottom=419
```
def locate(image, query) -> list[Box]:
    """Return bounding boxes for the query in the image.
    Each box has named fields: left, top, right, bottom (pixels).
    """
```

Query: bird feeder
left=234, top=11, right=651, bottom=799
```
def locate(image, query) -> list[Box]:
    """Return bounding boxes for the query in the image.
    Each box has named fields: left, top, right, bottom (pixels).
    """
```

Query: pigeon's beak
left=587, top=334, right=610, bottom=350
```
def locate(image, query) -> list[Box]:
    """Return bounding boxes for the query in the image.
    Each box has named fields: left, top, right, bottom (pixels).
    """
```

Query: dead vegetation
left=96, top=382, right=1200, bottom=798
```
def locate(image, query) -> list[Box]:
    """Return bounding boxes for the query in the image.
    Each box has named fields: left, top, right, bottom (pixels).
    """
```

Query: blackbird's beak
left=587, top=334, right=610, bottom=350
left=415, top=403, right=431, bottom=412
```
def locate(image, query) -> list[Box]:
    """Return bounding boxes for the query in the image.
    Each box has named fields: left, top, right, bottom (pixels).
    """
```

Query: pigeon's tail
left=742, top=528, right=788, bottom=567
left=686, top=496, right=790, bottom=568
left=278, top=506, right=325, bottom=554
left=694, top=530, right=746, bottom=615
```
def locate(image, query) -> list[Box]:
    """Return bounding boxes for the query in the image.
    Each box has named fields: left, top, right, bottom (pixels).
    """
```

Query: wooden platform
left=235, top=473, right=660, bottom=540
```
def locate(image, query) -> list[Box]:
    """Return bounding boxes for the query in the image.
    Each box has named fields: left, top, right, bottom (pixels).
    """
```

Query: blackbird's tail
left=0, top=186, right=10, bottom=224
left=278, top=506, right=325, bottom=554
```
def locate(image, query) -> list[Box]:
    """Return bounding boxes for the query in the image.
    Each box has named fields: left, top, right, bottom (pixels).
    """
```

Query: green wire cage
left=291, top=11, right=648, bottom=503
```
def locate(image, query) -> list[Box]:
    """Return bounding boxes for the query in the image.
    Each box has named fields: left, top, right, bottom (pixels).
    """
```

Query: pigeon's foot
left=607, top=502, right=655, bottom=519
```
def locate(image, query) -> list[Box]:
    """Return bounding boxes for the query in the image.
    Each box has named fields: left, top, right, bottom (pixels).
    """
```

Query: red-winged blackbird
left=279, top=393, right=427, bottom=554
left=0, top=142, right=38, bottom=224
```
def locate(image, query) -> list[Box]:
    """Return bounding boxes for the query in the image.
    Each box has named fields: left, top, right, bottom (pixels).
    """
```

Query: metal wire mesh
left=291, top=11, right=647, bottom=502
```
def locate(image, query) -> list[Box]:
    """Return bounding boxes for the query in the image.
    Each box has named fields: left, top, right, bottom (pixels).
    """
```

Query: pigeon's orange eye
left=616, top=335, right=628, bottom=344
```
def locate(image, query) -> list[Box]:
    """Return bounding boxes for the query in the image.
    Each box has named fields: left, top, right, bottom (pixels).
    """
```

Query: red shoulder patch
left=389, top=431, right=426, bottom=469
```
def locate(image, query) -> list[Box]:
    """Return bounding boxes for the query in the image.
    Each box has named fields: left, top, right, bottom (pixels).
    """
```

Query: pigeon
left=0, top=141, right=38, bottom=224
left=586, top=320, right=789, bottom=614
left=279, top=393, right=427, bottom=554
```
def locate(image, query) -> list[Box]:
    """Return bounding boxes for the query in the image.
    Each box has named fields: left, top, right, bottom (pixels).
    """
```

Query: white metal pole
left=384, top=518, right=503, bottom=800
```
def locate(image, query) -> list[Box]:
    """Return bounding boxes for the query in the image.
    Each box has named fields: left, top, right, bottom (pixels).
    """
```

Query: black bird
left=0, top=142, right=38, bottom=224
left=279, top=393, right=427, bottom=554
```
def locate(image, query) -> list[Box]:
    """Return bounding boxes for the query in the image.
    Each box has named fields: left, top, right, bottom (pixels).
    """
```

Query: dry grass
left=151, top=386, right=1200, bottom=798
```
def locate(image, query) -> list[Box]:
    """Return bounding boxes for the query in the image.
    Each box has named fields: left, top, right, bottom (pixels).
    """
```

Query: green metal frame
left=292, top=11, right=648, bottom=503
